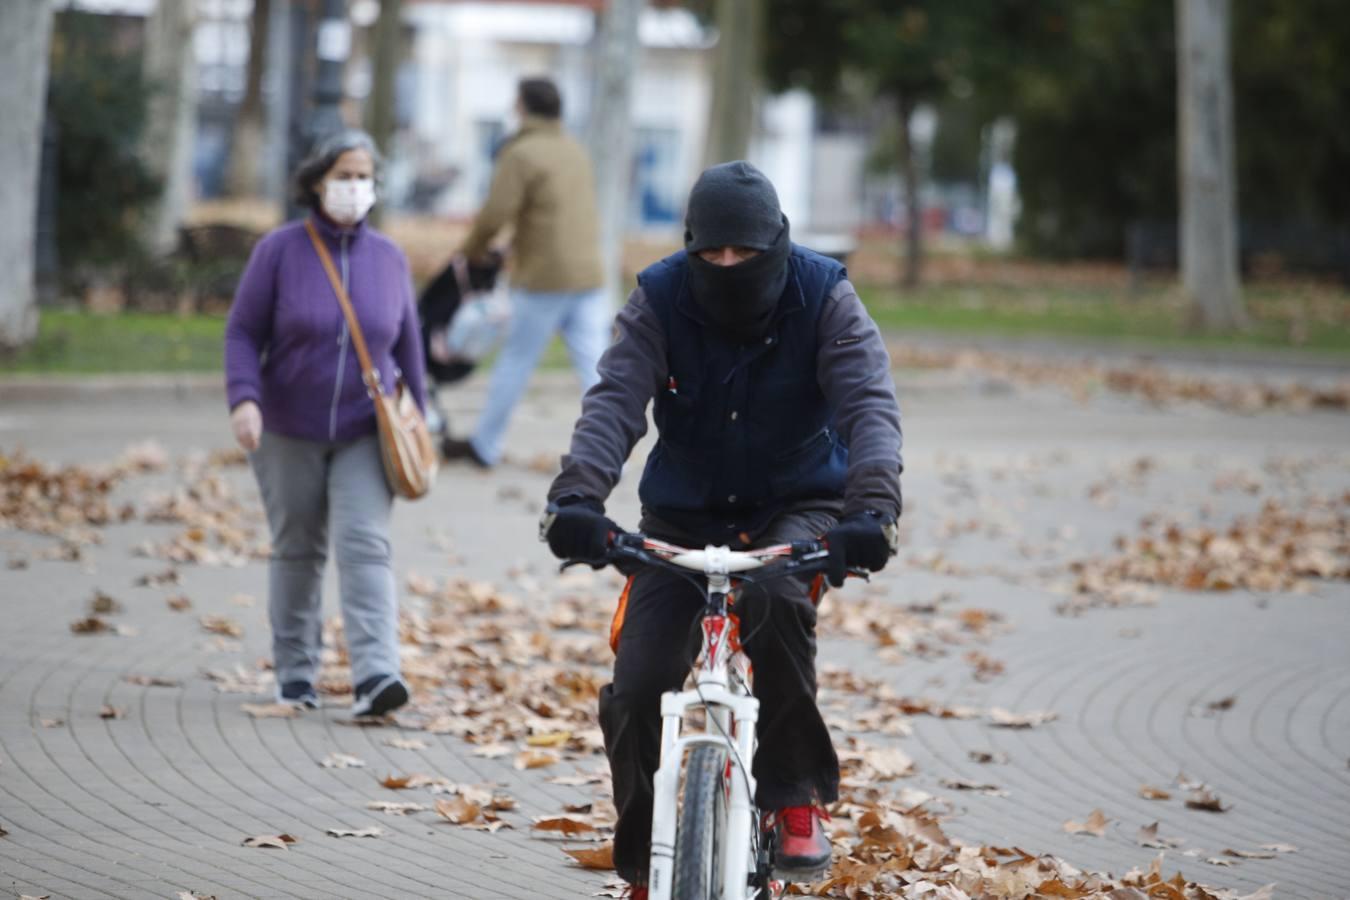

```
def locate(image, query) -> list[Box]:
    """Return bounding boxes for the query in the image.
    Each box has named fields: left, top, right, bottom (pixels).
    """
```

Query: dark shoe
left=623, top=886, right=647, bottom=900
left=351, top=674, right=409, bottom=717
left=769, top=805, right=832, bottom=877
left=440, top=436, right=491, bottom=469
left=276, top=680, right=319, bottom=710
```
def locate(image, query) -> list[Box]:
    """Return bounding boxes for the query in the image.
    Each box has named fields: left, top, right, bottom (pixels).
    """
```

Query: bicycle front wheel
left=671, top=744, right=727, bottom=900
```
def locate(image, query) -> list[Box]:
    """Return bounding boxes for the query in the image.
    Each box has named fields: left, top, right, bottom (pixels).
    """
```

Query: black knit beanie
left=684, top=161, right=785, bottom=252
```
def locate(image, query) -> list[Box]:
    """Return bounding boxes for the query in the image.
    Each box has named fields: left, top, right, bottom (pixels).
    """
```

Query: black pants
left=599, top=507, right=841, bottom=884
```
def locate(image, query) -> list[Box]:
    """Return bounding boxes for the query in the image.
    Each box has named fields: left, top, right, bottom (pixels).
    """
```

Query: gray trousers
left=250, top=430, right=401, bottom=688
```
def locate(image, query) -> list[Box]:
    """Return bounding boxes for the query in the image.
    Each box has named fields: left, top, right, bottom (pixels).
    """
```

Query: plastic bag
left=437, top=286, right=511, bottom=364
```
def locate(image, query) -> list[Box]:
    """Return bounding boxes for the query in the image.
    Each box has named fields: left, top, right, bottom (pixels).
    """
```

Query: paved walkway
left=1, top=364, right=1348, bottom=899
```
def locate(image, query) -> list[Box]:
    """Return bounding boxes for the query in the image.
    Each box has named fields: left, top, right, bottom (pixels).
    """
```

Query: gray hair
left=293, top=129, right=384, bottom=210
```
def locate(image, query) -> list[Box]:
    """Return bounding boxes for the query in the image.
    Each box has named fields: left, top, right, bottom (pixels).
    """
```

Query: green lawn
left=0, top=310, right=227, bottom=374
left=859, top=283, right=1350, bottom=355
left=4, top=284, right=1349, bottom=376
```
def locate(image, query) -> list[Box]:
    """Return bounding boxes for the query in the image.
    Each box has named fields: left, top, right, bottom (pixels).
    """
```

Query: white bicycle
left=583, top=532, right=862, bottom=900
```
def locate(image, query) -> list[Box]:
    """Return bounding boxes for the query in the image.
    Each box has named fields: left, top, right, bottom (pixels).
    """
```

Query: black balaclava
left=684, top=161, right=792, bottom=342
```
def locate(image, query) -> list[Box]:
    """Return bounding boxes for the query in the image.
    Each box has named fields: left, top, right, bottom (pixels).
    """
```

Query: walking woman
left=224, top=129, right=425, bottom=717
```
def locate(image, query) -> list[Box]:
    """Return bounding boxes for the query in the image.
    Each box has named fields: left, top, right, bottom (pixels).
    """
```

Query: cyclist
left=540, top=161, right=903, bottom=896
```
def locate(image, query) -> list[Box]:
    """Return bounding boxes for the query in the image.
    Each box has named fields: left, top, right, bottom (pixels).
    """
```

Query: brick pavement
left=1, top=365, right=1348, bottom=899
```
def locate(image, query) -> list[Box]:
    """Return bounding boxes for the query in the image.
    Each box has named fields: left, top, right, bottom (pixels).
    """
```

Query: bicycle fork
left=648, top=678, right=761, bottom=898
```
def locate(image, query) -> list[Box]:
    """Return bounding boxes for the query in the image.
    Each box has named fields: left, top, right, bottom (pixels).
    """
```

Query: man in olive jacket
left=443, top=77, right=608, bottom=468
left=540, top=161, right=904, bottom=894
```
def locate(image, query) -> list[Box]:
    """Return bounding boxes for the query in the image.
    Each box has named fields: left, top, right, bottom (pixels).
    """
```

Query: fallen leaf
left=1205, top=695, right=1237, bottom=713
left=988, top=707, right=1057, bottom=728
left=533, top=816, right=598, bottom=837
left=123, top=675, right=181, bottom=688
left=176, top=892, right=216, bottom=900
left=967, top=750, right=1009, bottom=764
left=515, top=750, right=560, bottom=770
left=862, top=746, right=915, bottom=779
left=366, top=801, right=427, bottom=816
left=1205, top=857, right=1238, bottom=867
left=326, top=826, right=382, bottom=838
left=166, top=595, right=192, bottom=611
left=320, top=753, right=366, bottom=769
left=40, top=718, right=64, bottom=728
left=1185, top=789, right=1229, bottom=812
left=1063, top=808, right=1108, bottom=837
left=1137, top=822, right=1182, bottom=849
left=99, top=705, right=124, bottom=720
left=938, top=778, right=1007, bottom=796
left=89, top=590, right=123, bottom=614
left=1139, top=785, right=1171, bottom=801
left=230, top=593, right=256, bottom=607
left=200, top=615, right=242, bottom=638
left=70, top=616, right=112, bottom=635
left=384, top=737, right=429, bottom=750
left=565, top=843, right=615, bottom=870
left=381, top=774, right=413, bottom=789
left=1223, top=848, right=1276, bottom=859
left=241, top=833, right=298, bottom=849
left=472, top=742, right=513, bottom=759
left=241, top=703, right=299, bottom=719
left=527, top=730, right=572, bottom=748
left=1259, top=843, right=1297, bottom=853
left=434, top=796, right=482, bottom=825
left=134, top=567, right=178, bottom=587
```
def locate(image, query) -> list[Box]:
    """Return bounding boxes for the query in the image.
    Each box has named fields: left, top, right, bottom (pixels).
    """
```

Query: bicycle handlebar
left=563, top=531, right=867, bottom=584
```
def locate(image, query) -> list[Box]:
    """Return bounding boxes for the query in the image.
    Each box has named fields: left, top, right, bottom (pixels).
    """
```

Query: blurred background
left=1, top=0, right=1348, bottom=373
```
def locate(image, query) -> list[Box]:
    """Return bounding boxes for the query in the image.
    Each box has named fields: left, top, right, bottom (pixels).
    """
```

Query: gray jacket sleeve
left=817, top=278, right=904, bottom=519
left=547, top=286, right=665, bottom=505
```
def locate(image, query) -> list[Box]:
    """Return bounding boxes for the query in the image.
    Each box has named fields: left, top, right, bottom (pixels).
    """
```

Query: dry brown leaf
left=862, top=746, right=915, bottom=779
left=526, top=730, right=572, bottom=748
left=471, top=742, right=513, bottom=759
left=1259, top=842, right=1297, bottom=853
left=1205, top=857, right=1238, bottom=867
left=1062, top=808, right=1108, bottom=837
left=89, top=590, right=123, bottom=614
left=1223, top=847, right=1276, bottom=859
left=366, top=801, right=427, bottom=816
left=1137, top=822, right=1182, bottom=849
left=565, top=842, right=615, bottom=870
left=1205, top=695, right=1237, bottom=713
left=532, top=816, right=597, bottom=837
left=241, top=703, right=299, bottom=719
left=1185, top=789, right=1229, bottom=812
left=99, top=705, right=124, bottom=720
left=434, top=796, right=482, bottom=825
left=384, top=737, right=429, bottom=750
left=1139, top=785, right=1171, bottom=801
left=515, top=750, right=560, bottom=770
left=988, top=707, right=1057, bottom=728
left=381, top=774, right=413, bottom=789
left=241, top=833, right=298, bottom=849
left=70, top=616, right=112, bottom=635
left=200, top=615, right=243, bottom=638
left=166, top=595, right=192, bottom=611
left=123, top=675, right=181, bottom=688
left=968, top=750, right=1009, bottom=764
left=319, top=753, right=366, bottom=769
left=326, top=826, right=382, bottom=838
left=176, top=892, right=216, bottom=900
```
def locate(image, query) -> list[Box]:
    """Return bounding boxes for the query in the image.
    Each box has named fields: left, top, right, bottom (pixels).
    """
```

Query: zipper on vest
left=328, top=233, right=351, bottom=441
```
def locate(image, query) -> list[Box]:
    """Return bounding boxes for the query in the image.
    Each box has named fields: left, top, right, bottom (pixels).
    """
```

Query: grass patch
left=859, top=283, right=1350, bottom=355
left=0, top=310, right=227, bottom=374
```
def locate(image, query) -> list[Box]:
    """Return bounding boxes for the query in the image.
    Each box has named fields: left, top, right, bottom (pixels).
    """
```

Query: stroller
left=417, top=251, right=505, bottom=441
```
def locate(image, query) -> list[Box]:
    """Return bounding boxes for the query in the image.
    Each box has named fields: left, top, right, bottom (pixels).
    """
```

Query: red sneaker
left=768, top=805, right=833, bottom=876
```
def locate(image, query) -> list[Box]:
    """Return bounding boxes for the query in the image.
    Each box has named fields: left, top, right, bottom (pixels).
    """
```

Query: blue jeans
left=470, top=287, right=610, bottom=465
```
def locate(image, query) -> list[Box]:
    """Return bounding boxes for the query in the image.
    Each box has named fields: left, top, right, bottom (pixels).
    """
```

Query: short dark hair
left=293, top=129, right=383, bottom=210
left=518, top=77, right=562, bottom=119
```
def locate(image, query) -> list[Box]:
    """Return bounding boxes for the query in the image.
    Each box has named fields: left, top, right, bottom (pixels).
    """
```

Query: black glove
left=823, top=511, right=896, bottom=587
left=541, top=498, right=618, bottom=564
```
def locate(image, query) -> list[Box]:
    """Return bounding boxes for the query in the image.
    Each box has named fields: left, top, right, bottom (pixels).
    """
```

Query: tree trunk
left=704, top=0, right=762, bottom=167
left=896, top=93, right=922, bottom=289
left=587, top=0, right=644, bottom=301
left=1177, top=0, right=1244, bottom=331
left=141, top=0, right=198, bottom=256
left=365, top=0, right=402, bottom=227
left=0, top=0, right=54, bottom=350
left=225, top=0, right=271, bottom=198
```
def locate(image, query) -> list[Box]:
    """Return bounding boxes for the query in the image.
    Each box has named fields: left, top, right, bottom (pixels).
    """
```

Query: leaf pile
left=1072, top=494, right=1349, bottom=597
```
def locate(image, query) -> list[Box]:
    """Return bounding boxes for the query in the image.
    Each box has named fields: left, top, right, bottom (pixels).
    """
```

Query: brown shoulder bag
left=305, top=219, right=437, bottom=500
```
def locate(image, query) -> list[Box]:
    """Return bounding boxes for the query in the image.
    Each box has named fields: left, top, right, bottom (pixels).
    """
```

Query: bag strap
left=304, top=218, right=384, bottom=398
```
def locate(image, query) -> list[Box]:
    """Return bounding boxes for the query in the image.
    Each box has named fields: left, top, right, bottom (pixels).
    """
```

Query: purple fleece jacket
left=224, top=214, right=427, bottom=443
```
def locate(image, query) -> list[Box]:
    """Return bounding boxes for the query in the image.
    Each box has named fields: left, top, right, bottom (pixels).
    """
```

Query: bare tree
left=365, top=0, right=402, bottom=227
left=225, top=0, right=272, bottom=198
left=1177, top=0, right=1244, bottom=331
left=141, top=0, right=198, bottom=256
left=0, top=0, right=54, bottom=350
left=587, top=0, right=644, bottom=301
left=704, top=0, right=762, bottom=166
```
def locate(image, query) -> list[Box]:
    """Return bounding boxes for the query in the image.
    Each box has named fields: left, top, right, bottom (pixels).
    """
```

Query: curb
left=0, top=373, right=225, bottom=403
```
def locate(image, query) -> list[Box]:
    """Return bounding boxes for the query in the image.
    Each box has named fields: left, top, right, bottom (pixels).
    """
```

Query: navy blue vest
left=636, top=244, right=849, bottom=541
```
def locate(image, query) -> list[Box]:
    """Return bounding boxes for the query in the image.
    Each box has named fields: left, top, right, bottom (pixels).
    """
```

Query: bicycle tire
left=671, top=744, right=727, bottom=900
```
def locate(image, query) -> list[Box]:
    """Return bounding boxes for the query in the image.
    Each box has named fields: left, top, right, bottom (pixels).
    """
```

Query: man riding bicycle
left=540, top=161, right=903, bottom=897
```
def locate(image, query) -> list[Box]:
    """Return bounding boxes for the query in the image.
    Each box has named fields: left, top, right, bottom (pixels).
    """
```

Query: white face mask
left=322, top=177, right=376, bottom=225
